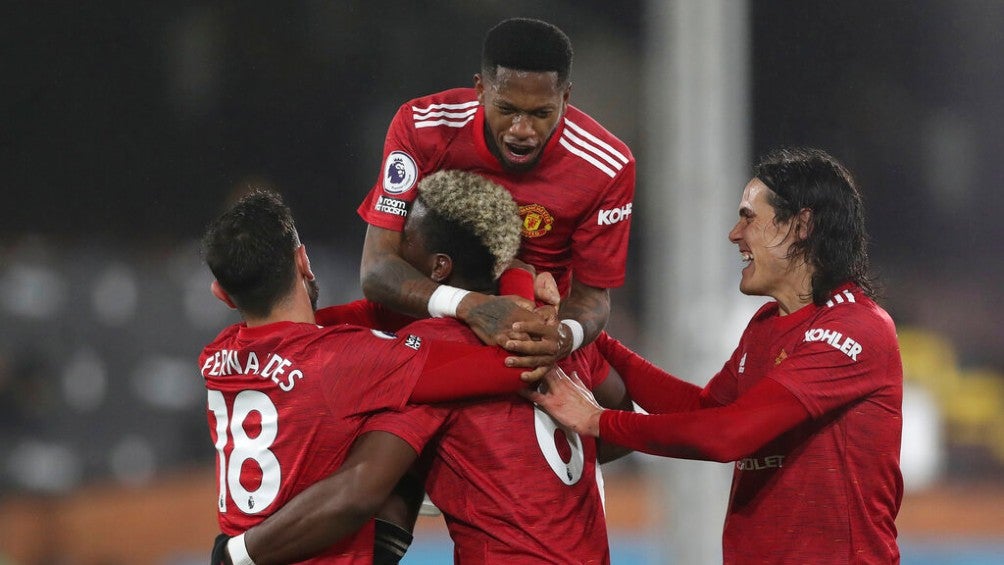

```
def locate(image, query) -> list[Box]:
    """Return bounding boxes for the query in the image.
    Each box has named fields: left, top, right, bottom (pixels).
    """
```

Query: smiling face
left=728, top=178, right=812, bottom=313
left=475, top=66, right=569, bottom=172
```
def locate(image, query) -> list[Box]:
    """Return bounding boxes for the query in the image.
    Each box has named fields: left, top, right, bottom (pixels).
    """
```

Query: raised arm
left=361, top=224, right=554, bottom=348
left=554, top=279, right=610, bottom=358
left=360, top=224, right=441, bottom=319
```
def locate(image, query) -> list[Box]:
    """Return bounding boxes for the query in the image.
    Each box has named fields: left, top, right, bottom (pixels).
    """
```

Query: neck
left=243, top=290, right=316, bottom=327
left=774, top=267, right=814, bottom=316
left=445, top=274, right=495, bottom=295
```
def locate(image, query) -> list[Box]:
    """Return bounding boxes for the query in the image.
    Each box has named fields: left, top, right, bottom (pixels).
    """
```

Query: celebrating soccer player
left=526, top=147, right=904, bottom=563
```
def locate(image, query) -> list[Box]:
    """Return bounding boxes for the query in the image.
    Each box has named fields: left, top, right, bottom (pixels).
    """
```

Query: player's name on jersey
left=202, top=349, right=304, bottom=392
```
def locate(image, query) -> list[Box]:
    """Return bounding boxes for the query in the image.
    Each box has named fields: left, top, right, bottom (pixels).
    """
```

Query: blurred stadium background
left=2, top=1, right=1002, bottom=563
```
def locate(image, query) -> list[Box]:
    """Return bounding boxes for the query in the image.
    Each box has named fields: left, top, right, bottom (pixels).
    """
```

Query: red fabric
left=593, top=332, right=711, bottom=413
left=410, top=339, right=526, bottom=403
left=599, top=377, right=809, bottom=461
left=356, top=88, right=635, bottom=295
left=498, top=267, right=534, bottom=300
left=390, top=318, right=611, bottom=563
left=314, top=299, right=416, bottom=331
left=201, top=321, right=431, bottom=563
left=602, top=283, right=903, bottom=564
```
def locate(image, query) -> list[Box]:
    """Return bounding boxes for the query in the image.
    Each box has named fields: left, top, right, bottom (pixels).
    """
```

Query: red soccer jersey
left=705, top=283, right=903, bottom=564
left=392, top=317, right=612, bottom=564
left=200, top=321, right=438, bottom=564
left=356, top=88, right=635, bottom=295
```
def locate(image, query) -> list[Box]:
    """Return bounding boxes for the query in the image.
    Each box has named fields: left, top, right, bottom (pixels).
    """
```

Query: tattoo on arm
left=558, top=281, right=610, bottom=347
left=362, top=253, right=440, bottom=320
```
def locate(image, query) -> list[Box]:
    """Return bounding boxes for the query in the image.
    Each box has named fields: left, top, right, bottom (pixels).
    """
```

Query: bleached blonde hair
left=416, top=170, right=522, bottom=280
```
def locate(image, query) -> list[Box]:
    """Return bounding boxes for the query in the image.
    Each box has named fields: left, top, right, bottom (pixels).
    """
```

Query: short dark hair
left=481, top=18, right=573, bottom=84
left=201, top=189, right=300, bottom=319
left=753, top=147, right=876, bottom=304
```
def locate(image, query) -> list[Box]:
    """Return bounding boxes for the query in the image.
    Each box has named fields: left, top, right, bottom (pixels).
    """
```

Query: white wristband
left=560, top=319, right=584, bottom=352
left=227, top=533, right=256, bottom=565
left=428, top=285, right=470, bottom=318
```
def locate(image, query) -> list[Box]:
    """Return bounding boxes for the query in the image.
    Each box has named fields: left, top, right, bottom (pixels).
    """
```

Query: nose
left=508, top=114, right=534, bottom=139
left=728, top=220, right=742, bottom=243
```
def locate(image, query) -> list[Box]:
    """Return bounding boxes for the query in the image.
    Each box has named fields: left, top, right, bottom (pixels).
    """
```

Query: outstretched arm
left=592, top=332, right=714, bottom=413
left=228, top=431, right=419, bottom=565
left=526, top=369, right=809, bottom=463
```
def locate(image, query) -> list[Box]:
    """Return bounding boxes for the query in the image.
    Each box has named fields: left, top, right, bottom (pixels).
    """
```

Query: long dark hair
left=754, top=147, right=876, bottom=304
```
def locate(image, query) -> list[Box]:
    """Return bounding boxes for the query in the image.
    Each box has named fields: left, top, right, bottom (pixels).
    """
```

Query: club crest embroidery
left=775, top=349, right=788, bottom=365
left=519, top=203, right=554, bottom=238
left=382, top=151, right=418, bottom=194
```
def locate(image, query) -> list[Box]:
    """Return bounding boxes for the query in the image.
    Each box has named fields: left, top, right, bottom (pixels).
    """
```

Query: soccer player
left=357, top=17, right=635, bottom=362
left=200, top=188, right=550, bottom=564
left=526, top=147, right=904, bottom=563
left=215, top=170, right=629, bottom=564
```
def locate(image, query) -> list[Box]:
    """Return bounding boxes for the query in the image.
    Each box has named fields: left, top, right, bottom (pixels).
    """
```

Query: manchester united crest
left=519, top=203, right=554, bottom=238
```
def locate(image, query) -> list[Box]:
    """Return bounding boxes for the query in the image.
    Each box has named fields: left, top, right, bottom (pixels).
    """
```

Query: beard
left=306, top=278, right=320, bottom=311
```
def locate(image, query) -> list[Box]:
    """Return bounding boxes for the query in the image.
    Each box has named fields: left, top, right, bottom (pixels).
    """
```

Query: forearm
left=409, top=340, right=528, bottom=402
left=558, top=280, right=610, bottom=350
left=598, top=378, right=810, bottom=462
left=244, top=467, right=378, bottom=564
left=594, top=333, right=704, bottom=414
left=361, top=252, right=442, bottom=320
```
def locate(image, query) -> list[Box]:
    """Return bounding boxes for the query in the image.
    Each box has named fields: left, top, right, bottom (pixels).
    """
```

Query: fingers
left=533, top=304, right=559, bottom=323
left=519, top=387, right=543, bottom=403
left=567, top=370, right=589, bottom=391
left=510, top=319, right=559, bottom=341
left=534, top=272, right=561, bottom=306
left=520, top=365, right=550, bottom=382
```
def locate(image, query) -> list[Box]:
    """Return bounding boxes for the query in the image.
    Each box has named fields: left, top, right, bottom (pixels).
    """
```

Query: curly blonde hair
left=416, top=170, right=522, bottom=280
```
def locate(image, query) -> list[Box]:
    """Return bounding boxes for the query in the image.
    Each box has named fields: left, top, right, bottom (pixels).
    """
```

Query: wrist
left=227, top=533, right=255, bottom=565
left=590, top=409, right=605, bottom=438
left=559, top=319, right=584, bottom=353
left=428, top=285, right=471, bottom=318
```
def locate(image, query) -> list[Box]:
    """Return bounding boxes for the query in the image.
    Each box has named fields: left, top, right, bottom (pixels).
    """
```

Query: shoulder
left=806, top=288, right=899, bottom=351
left=746, top=301, right=779, bottom=327
left=399, top=87, right=479, bottom=130
left=401, top=317, right=479, bottom=343
left=560, top=105, right=635, bottom=172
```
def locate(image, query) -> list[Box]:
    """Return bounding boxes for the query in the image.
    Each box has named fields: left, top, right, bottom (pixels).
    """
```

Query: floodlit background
left=1, top=1, right=1002, bottom=563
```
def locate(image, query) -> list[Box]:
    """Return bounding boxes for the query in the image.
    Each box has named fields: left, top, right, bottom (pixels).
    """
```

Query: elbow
left=701, top=431, right=763, bottom=463
left=359, top=265, right=390, bottom=303
left=318, top=490, right=381, bottom=533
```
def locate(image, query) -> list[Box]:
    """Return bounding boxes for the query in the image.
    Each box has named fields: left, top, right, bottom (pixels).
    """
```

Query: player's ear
left=796, top=208, right=812, bottom=241
left=211, top=281, right=237, bottom=310
left=430, top=253, right=453, bottom=283
left=474, top=73, right=485, bottom=102
left=295, top=244, right=315, bottom=281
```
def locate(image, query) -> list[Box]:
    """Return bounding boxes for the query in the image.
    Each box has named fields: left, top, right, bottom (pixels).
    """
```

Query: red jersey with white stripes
left=393, top=317, right=612, bottom=564
left=357, top=88, right=635, bottom=295
left=705, top=283, right=903, bottom=564
left=200, top=322, right=433, bottom=563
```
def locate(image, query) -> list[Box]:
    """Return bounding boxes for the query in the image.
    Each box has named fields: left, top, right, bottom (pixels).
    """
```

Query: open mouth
left=504, top=142, right=538, bottom=163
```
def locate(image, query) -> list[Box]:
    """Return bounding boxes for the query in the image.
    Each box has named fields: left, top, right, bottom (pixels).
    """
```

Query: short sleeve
left=357, top=102, right=424, bottom=232
left=570, top=160, right=635, bottom=289
left=361, top=405, right=451, bottom=455
left=770, top=307, right=898, bottom=418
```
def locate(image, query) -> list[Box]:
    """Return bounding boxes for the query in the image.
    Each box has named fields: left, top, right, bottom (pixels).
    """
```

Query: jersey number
left=534, top=405, right=585, bottom=485
left=207, top=390, right=281, bottom=514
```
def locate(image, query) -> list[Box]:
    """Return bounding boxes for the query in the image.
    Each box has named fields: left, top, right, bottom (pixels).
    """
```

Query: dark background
left=2, top=1, right=1002, bottom=490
